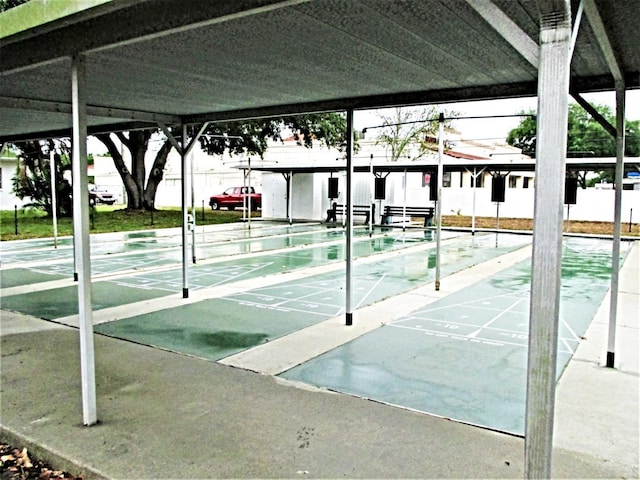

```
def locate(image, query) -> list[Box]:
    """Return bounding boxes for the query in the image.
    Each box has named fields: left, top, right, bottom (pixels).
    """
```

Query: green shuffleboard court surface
left=95, top=234, right=530, bottom=363
left=280, top=237, right=629, bottom=435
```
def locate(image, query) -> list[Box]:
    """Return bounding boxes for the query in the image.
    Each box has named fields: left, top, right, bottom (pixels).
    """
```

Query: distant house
left=0, top=148, right=27, bottom=209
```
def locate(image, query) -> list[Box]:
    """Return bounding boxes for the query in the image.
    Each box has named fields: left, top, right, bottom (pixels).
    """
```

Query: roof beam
left=582, top=0, right=624, bottom=83
left=0, top=0, right=311, bottom=75
left=570, top=91, right=616, bottom=137
left=0, top=122, right=160, bottom=144
left=466, top=0, right=539, bottom=68
left=0, top=96, right=181, bottom=124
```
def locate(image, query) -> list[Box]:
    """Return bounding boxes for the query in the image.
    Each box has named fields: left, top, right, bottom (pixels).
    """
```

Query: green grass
left=0, top=206, right=260, bottom=241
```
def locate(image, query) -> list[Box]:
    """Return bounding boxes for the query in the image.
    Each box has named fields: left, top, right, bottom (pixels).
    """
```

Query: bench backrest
left=384, top=206, right=434, bottom=215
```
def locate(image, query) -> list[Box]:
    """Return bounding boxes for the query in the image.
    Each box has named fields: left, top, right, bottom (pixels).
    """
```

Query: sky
left=354, top=90, right=640, bottom=145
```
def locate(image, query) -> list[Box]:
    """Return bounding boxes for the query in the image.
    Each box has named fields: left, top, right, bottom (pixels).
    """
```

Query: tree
left=11, top=139, right=74, bottom=216
left=374, top=106, right=457, bottom=162
left=507, top=103, right=640, bottom=187
left=507, top=103, right=640, bottom=157
left=95, top=113, right=348, bottom=211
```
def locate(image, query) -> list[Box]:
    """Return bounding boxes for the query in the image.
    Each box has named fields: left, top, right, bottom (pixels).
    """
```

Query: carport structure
left=1, top=1, right=638, bottom=477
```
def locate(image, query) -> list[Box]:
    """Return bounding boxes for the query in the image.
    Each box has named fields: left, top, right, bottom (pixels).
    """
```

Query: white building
left=0, top=148, right=27, bottom=209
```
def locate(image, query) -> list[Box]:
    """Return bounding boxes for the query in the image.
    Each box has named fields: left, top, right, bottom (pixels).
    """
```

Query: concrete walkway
left=0, top=241, right=637, bottom=478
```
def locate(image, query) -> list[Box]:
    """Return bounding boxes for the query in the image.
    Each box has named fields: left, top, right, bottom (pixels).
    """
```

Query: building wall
left=0, top=156, right=28, bottom=209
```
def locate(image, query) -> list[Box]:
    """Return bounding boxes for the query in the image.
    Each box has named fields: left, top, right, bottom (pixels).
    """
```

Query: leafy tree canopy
left=506, top=103, right=640, bottom=158
left=198, top=113, right=347, bottom=158
left=12, top=139, right=74, bottom=217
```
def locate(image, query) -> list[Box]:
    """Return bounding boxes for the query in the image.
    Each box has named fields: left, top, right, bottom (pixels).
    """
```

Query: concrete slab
left=0, top=316, right=634, bottom=479
left=555, top=244, right=639, bottom=472
left=1, top=229, right=637, bottom=478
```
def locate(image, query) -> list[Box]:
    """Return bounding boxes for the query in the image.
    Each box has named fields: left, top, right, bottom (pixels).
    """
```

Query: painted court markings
left=280, top=237, right=630, bottom=435
left=219, top=275, right=387, bottom=318
left=110, top=261, right=275, bottom=292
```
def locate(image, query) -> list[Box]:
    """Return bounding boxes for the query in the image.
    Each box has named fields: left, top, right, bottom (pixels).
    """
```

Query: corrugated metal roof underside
left=0, top=0, right=638, bottom=141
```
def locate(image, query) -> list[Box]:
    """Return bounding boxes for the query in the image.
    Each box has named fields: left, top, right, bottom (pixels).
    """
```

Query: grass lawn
left=1, top=207, right=637, bottom=241
left=0, top=205, right=260, bottom=241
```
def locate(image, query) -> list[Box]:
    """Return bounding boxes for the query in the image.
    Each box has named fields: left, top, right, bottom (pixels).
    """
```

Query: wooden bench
left=381, top=205, right=435, bottom=227
left=326, top=203, right=375, bottom=224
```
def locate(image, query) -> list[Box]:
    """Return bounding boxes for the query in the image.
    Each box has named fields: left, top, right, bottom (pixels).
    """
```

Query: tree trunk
left=129, top=131, right=151, bottom=201
left=143, top=138, right=173, bottom=209
left=95, top=133, right=141, bottom=209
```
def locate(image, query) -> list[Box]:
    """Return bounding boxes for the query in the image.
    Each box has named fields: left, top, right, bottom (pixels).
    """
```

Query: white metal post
left=71, top=54, right=97, bottom=426
left=181, top=124, right=189, bottom=298
left=471, top=167, right=477, bottom=235
left=345, top=109, right=354, bottom=326
left=525, top=2, right=571, bottom=477
left=50, top=149, right=59, bottom=248
left=369, top=154, right=374, bottom=237
left=248, top=158, right=252, bottom=230
left=435, top=113, right=444, bottom=291
left=288, top=171, right=293, bottom=225
left=607, top=83, right=626, bottom=368
left=190, top=142, right=196, bottom=264
left=402, top=169, right=407, bottom=231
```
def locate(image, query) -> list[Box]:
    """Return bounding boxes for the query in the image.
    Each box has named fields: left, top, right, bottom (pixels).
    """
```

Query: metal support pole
left=472, top=168, right=477, bottom=235
left=345, top=109, right=354, bottom=326
left=248, top=158, right=252, bottom=230
left=181, top=124, right=189, bottom=298
left=190, top=144, right=196, bottom=264
left=71, top=54, right=97, bottom=426
left=288, top=171, right=293, bottom=225
left=369, top=154, right=374, bottom=237
left=525, top=3, right=571, bottom=477
left=50, top=149, right=59, bottom=248
left=402, top=169, right=407, bottom=231
left=435, top=113, right=444, bottom=291
left=242, top=168, right=247, bottom=222
left=607, top=83, right=626, bottom=368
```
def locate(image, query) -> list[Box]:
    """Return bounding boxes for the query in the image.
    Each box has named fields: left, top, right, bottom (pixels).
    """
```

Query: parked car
left=209, top=186, right=261, bottom=211
left=89, top=185, right=116, bottom=205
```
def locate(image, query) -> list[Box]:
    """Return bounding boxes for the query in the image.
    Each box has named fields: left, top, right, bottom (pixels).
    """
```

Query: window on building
left=509, top=175, right=518, bottom=188
left=523, top=177, right=531, bottom=189
left=443, top=172, right=451, bottom=188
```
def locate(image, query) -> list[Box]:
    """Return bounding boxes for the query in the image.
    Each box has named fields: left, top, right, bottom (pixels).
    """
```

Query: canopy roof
left=1, top=0, right=638, bottom=143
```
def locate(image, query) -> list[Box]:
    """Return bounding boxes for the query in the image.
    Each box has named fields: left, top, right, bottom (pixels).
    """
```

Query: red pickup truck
left=209, top=186, right=261, bottom=211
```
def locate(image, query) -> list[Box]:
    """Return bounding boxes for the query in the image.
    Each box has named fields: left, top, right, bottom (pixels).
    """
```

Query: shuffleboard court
left=280, top=237, right=630, bottom=435
left=0, top=224, right=382, bottom=288
left=94, top=233, right=531, bottom=362
left=1, top=227, right=460, bottom=317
